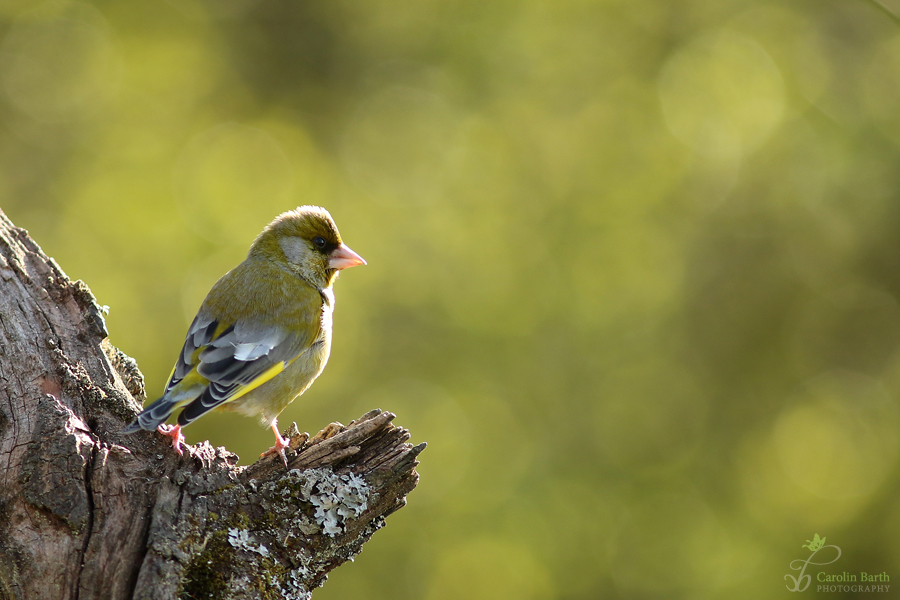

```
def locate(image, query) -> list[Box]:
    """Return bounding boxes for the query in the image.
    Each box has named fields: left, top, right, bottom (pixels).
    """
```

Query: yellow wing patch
left=221, top=360, right=287, bottom=404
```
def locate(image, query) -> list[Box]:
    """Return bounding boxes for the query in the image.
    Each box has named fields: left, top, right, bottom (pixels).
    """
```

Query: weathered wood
left=0, top=209, right=423, bottom=600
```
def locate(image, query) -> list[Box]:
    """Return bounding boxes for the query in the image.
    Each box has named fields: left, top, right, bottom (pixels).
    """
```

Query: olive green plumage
left=124, top=206, right=366, bottom=464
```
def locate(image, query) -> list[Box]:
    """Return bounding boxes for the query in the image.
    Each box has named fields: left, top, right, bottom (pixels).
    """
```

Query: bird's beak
left=328, top=244, right=367, bottom=270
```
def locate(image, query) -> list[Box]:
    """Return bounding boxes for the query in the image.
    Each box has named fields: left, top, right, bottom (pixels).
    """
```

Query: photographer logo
left=785, top=534, right=890, bottom=593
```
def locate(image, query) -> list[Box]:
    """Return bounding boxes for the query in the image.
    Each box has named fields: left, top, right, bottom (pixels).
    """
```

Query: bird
left=123, top=205, right=366, bottom=466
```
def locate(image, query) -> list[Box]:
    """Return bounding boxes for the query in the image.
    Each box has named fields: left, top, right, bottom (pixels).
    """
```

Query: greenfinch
left=124, top=206, right=366, bottom=466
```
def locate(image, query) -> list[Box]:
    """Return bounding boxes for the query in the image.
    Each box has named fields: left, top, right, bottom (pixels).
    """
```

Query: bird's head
left=250, top=205, right=366, bottom=288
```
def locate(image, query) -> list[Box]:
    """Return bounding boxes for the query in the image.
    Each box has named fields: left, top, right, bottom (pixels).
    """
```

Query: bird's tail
left=122, top=396, right=181, bottom=433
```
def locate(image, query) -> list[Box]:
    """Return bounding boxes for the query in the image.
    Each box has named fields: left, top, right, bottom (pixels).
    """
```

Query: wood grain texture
left=0, top=209, right=423, bottom=600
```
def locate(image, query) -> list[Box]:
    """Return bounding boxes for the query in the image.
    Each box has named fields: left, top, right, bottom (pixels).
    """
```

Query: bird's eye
left=312, top=236, right=327, bottom=250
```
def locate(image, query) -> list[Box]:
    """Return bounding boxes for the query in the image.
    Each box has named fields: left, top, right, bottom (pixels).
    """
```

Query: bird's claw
left=157, top=423, right=185, bottom=456
left=261, top=433, right=290, bottom=468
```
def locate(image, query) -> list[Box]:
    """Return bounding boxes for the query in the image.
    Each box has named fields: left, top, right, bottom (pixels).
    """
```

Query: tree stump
left=0, top=209, right=423, bottom=600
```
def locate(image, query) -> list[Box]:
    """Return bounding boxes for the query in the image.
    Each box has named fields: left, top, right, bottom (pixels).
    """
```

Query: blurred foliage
left=3, top=0, right=900, bottom=597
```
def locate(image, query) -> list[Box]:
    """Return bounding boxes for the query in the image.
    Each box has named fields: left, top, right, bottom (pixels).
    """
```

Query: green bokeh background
left=3, top=0, right=900, bottom=597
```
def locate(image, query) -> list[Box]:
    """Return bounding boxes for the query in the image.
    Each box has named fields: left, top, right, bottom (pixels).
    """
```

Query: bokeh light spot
left=658, top=29, right=784, bottom=160
left=740, top=371, right=900, bottom=531
left=774, top=372, right=900, bottom=500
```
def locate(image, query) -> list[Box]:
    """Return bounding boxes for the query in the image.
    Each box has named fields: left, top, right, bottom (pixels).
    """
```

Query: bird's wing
left=171, top=315, right=318, bottom=426
left=124, top=313, right=317, bottom=432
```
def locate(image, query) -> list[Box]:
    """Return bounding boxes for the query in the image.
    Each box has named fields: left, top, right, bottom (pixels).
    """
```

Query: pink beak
left=328, top=244, right=367, bottom=270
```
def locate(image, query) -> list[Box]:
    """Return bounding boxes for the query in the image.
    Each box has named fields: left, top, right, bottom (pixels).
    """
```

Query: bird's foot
left=157, top=424, right=185, bottom=456
left=261, top=426, right=290, bottom=468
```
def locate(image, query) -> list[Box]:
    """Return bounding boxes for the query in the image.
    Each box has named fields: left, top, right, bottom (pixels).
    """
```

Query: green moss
left=255, top=511, right=277, bottom=528
left=179, top=534, right=233, bottom=600
left=229, top=511, right=250, bottom=529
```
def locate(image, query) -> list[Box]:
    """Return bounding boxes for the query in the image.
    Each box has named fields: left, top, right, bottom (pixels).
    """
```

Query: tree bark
left=0, top=209, right=423, bottom=600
